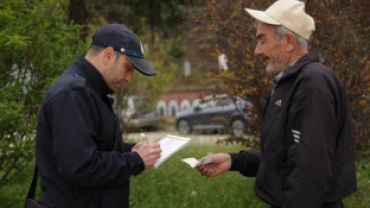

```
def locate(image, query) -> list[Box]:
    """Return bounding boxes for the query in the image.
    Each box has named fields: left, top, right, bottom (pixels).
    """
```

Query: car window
left=133, top=98, right=143, bottom=107
left=236, top=99, right=253, bottom=107
left=217, top=98, right=233, bottom=106
left=198, top=100, right=217, bottom=109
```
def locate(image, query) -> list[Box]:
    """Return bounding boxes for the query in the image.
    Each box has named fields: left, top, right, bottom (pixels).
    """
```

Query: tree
left=68, top=0, right=90, bottom=41
left=0, top=0, right=85, bottom=187
left=89, top=0, right=202, bottom=43
left=189, top=0, right=370, bottom=156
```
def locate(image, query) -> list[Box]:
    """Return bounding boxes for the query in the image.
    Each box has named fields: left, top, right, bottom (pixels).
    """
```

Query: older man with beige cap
left=196, top=1, right=357, bottom=208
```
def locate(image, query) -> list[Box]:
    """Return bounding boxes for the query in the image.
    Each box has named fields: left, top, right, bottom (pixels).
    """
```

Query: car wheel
left=231, top=119, right=244, bottom=137
left=177, top=119, right=192, bottom=134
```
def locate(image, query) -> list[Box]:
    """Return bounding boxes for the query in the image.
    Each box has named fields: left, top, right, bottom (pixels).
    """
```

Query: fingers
left=151, top=144, right=161, bottom=151
left=145, top=145, right=161, bottom=158
left=198, top=166, right=215, bottom=178
left=196, top=165, right=205, bottom=172
left=150, top=143, right=160, bottom=148
left=195, top=153, right=231, bottom=178
left=131, top=142, right=147, bottom=152
left=147, top=144, right=161, bottom=156
left=136, top=143, right=162, bottom=169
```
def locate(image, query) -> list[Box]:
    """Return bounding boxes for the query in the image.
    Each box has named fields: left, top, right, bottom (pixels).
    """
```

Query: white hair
left=275, top=25, right=308, bottom=50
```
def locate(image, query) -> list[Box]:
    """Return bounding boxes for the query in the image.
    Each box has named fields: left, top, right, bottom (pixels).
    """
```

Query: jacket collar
left=72, top=55, right=114, bottom=97
left=279, top=51, right=320, bottom=82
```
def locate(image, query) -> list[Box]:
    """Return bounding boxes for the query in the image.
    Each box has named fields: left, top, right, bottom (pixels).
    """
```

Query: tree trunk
left=68, top=0, right=89, bottom=41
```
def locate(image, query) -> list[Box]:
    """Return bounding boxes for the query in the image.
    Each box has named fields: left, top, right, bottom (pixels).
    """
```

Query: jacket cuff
left=131, top=152, right=145, bottom=176
left=229, top=153, right=244, bottom=171
left=123, top=143, right=136, bottom=152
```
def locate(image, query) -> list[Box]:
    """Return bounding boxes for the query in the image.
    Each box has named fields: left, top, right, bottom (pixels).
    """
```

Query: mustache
left=260, top=56, right=269, bottom=62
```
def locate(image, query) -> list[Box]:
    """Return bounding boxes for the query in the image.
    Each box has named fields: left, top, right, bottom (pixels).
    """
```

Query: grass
left=129, top=144, right=267, bottom=208
left=0, top=143, right=369, bottom=208
left=344, top=160, right=370, bottom=207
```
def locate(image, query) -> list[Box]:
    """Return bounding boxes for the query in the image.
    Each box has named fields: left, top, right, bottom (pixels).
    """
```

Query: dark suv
left=175, top=98, right=253, bottom=136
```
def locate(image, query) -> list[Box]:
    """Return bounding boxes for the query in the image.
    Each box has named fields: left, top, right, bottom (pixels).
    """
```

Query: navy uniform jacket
left=36, top=56, right=145, bottom=208
left=230, top=52, right=357, bottom=207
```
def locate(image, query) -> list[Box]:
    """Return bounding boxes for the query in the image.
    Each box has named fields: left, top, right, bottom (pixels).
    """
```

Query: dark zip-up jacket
left=230, top=52, right=357, bottom=207
left=36, top=56, right=145, bottom=208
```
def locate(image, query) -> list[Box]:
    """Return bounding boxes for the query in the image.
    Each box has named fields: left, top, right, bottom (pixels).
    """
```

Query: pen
left=140, top=133, right=150, bottom=144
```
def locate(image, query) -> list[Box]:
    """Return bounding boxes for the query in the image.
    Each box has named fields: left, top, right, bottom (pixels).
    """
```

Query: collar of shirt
left=268, top=63, right=296, bottom=102
left=273, top=63, right=295, bottom=86
left=73, top=55, right=114, bottom=97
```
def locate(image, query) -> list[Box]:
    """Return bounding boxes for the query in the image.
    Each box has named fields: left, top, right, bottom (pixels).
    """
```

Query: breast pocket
left=265, top=101, right=283, bottom=118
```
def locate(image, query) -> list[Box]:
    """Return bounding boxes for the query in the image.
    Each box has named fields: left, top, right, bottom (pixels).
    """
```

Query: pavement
left=125, top=131, right=231, bottom=145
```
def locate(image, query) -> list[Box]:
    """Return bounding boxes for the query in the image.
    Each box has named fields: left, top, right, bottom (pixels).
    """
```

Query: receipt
left=182, top=157, right=214, bottom=168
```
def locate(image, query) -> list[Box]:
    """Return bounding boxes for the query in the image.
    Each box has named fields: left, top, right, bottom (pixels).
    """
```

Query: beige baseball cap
left=245, top=0, right=315, bottom=40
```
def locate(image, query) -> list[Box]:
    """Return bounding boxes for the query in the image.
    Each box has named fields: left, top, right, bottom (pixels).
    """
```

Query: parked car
left=118, top=95, right=160, bottom=130
left=175, top=97, right=253, bottom=136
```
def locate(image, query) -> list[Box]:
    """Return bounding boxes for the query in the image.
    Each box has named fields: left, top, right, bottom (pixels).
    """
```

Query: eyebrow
left=256, top=34, right=265, bottom=39
left=125, top=60, right=135, bottom=70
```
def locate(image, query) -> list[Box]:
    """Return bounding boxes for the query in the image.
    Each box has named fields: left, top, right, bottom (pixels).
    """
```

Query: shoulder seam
left=44, top=89, right=91, bottom=106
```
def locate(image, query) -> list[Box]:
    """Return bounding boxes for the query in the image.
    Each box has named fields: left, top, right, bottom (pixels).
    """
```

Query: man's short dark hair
left=88, top=45, right=122, bottom=62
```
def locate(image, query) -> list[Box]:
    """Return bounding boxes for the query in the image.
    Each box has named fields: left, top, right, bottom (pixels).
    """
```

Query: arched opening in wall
left=180, top=99, right=191, bottom=112
left=156, top=100, right=167, bottom=117
left=168, top=100, right=179, bottom=117
left=192, top=99, right=201, bottom=108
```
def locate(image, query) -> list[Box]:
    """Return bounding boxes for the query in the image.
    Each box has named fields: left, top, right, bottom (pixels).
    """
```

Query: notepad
left=154, top=134, right=192, bottom=169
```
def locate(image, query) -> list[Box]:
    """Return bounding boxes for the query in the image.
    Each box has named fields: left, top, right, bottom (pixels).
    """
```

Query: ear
left=102, top=47, right=116, bottom=66
left=285, top=33, right=296, bottom=52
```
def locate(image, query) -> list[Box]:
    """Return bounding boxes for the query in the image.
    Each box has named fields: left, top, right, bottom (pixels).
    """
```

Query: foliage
left=344, top=159, right=370, bottom=207
left=166, top=37, right=187, bottom=60
left=306, top=0, right=370, bottom=159
left=89, top=0, right=202, bottom=39
left=1, top=143, right=369, bottom=207
left=188, top=0, right=370, bottom=155
left=0, top=0, right=85, bottom=187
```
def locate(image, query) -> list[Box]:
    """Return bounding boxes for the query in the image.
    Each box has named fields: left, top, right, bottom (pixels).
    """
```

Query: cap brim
left=125, top=55, right=157, bottom=76
left=245, top=8, right=281, bottom=25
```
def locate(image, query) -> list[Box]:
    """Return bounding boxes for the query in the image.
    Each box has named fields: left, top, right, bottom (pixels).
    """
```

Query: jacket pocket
left=280, top=175, right=287, bottom=197
left=276, top=147, right=289, bottom=176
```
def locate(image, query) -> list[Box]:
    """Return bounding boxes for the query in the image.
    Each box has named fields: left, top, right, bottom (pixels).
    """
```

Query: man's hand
left=196, top=153, right=232, bottom=178
left=131, top=142, right=147, bottom=153
left=135, top=143, right=161, bottom=169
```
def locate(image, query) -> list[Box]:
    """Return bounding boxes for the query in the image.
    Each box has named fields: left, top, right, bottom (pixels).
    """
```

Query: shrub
left=0, top=0, right=85, bottom=187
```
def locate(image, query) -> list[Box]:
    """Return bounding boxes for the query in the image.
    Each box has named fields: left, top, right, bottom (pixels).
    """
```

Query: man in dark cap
left=34, top=24, right=161, bottom=208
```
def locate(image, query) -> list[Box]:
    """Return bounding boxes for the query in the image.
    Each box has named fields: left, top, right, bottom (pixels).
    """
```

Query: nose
left=254, top=43, right=263, bottom=57
left=125, top=72, right=134, bottom=83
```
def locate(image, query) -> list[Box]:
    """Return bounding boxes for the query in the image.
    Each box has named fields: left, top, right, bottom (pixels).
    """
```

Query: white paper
left=181, top=158, right=199, bottom=168
left=181, top=157, right=214, bottom=168
left=153, top=135, right=192, bottom=168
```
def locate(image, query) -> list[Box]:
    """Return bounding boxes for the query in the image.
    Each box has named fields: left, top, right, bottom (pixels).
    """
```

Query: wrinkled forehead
left=255, top=22, right=277, bottom=39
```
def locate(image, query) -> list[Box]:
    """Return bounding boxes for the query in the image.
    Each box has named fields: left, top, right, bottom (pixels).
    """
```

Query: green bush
left=0, top=0, right=85, bottom=187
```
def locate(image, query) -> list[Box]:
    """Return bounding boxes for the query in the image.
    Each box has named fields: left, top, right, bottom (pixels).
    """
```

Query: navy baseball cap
left=91, top=24, right=156, bottom=76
